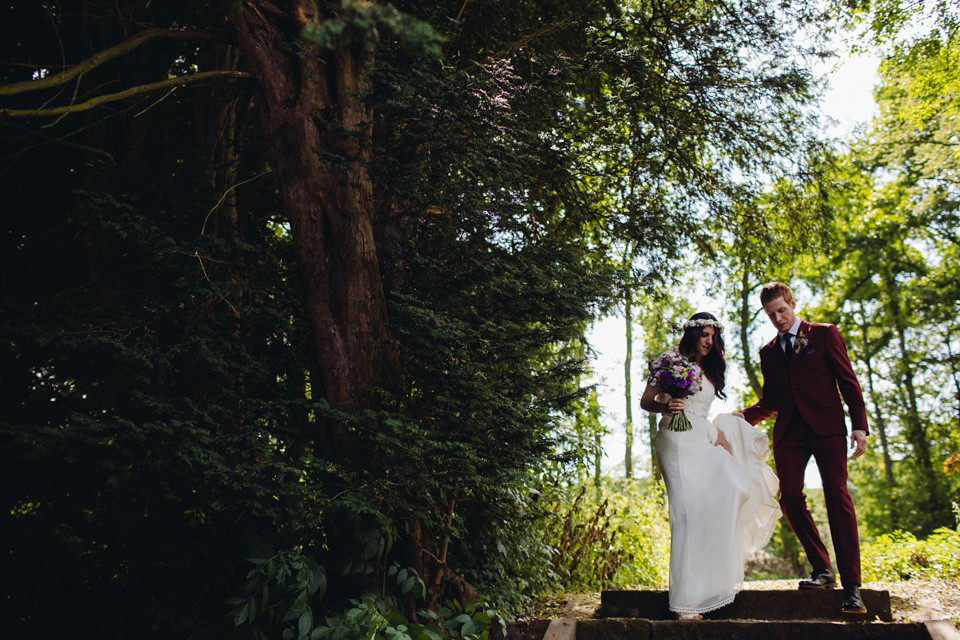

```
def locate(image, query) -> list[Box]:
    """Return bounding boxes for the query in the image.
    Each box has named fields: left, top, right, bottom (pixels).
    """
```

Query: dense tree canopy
left=722, top=0, right=960, bottom=542
left=2, top=0, right=835, bottom=637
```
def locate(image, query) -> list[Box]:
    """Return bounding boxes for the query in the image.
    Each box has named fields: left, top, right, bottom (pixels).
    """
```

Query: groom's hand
left=850, top=430, right=867, bottom=459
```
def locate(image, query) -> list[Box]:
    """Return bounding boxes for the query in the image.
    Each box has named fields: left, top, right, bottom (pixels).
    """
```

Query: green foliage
left=539, top=478, right=670, bottom=592
left=781, top=0, right=960, bottom=537
left=543, top=484, right=627, bottom=591
left=302, top=0, right=444, bottom=55
left=601, top=480, right=671, bottom=588
left=447, top=476, right=670, bottom=615
left=317, top=597, right=412, bottom=640
left=0, top=0, right=851, bottom=635
left=419, top=600, right=507, bottom=640
left=314, top=596, right=505, bottom=640
left=227, top=553, right=505, bottom=640
left=862, top=524, right=960, bottom=581
left=791, top=43, right=960, bottom=534
left=229, top=549, right=328, bottom=639
left=0, top=185, right=326, bottom=636
left=449, top=484, right=558, bottom=614
left=388, top=564, right=428, bottom=601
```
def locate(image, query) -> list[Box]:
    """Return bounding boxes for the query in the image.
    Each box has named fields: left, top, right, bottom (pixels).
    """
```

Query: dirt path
left=744, top=579, right=960, bottom=623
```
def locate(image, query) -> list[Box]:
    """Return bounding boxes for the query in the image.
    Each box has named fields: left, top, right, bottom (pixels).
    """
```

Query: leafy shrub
left=602, top=479, right=670, bottom=588
left=539, top=477, right=669, bottom=592
left=861, top=525, right=960, bottom=581
left=229, top=548, right=328, bottom=639
left=228, top=547, right=506, bottom=640
left=313, top=596, right=505, bottom=640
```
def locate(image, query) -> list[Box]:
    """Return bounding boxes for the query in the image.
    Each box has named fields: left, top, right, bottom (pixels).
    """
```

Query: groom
left=739, top=282, right=869, bottom=614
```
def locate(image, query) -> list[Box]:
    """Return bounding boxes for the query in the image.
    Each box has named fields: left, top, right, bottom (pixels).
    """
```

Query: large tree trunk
left=231, top=5, right=401, bottom=424
left=230, top=3, right=476, bottom=616
left=594, top=430, right=603, bottom=500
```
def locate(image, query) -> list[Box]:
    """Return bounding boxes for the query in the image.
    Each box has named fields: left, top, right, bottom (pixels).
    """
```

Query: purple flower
left=646, top=350, right=703, bottom=432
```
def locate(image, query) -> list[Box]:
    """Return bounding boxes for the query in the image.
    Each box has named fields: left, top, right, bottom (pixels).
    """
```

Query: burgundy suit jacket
left=741, top=321, right=869, bottom=448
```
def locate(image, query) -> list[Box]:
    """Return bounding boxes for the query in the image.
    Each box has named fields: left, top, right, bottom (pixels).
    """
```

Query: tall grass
left=542, top=478, right=670, bottom=592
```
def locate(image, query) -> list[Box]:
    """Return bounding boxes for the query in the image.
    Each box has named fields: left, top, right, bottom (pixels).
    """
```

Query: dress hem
left=669, top=589, right=738, bottom=615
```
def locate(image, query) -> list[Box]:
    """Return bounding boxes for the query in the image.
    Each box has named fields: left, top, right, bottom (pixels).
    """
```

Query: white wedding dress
left=654, top=377, right=781, bottom=615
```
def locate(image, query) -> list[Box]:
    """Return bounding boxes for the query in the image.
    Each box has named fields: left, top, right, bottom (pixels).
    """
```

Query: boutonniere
left=793, top=332, right=810, bottom=354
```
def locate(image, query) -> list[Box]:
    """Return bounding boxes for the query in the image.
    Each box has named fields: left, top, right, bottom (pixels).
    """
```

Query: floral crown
left=683, top=318, right=723, bottom=331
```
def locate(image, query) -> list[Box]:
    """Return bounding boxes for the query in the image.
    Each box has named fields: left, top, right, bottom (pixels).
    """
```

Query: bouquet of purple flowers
left=646, top=350, right=702, bottom=432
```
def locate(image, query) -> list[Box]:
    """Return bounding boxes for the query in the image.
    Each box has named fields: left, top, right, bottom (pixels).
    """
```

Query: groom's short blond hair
left=760, top=282, right=795, bottom=305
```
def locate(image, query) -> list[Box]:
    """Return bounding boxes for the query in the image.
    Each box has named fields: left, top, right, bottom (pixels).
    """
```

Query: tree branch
left=14, top=127, right=117, bottom=164
left=0, top=28, right=229, bottom=97
left=0, top=71, right=250, bottom=118
left=459, top=12, right=577, bottom=75
left=454, top=0, right=470, bottom=22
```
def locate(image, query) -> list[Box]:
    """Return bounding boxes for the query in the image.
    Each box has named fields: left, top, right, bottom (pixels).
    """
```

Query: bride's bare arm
left=714, top=428, right=732, bottom=454
left=640, top=383, right=684, bottom=414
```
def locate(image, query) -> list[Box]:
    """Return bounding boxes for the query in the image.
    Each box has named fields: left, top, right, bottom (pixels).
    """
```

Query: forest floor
left=542, top=578, right=960, bottom=625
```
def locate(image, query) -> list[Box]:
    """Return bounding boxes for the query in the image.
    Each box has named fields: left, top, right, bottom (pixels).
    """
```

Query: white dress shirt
left=780, top=317, right=802, bottom=352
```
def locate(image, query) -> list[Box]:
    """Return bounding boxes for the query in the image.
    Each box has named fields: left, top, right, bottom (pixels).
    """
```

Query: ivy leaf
left=234, top=602, right=250, bottom=627
left=299, top=608, right=314, bottom=639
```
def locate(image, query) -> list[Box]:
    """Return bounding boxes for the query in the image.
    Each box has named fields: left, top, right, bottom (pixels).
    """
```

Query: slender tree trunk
left=737, top=264, right=798, bottom=569
left=595, top=431, right=603, bottom=500
left=884, top=272, right=945, bottom=528
left=947, top=329, right=960, bottom=429
left=856, top=301, right=897, bottom=530
left=624, top=292, right=634, bottom=479
left=739, top=266, right=762, bottom=397
left=647, top=412, right=660, bottom=482
left=196, top=42, right=245, bottom=241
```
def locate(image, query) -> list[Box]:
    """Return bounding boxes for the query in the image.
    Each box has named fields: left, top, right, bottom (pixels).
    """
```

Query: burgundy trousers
left=773, top=414, right=861, bottom=586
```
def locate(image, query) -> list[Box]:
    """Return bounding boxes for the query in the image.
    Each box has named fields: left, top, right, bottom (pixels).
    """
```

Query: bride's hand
left=664, top=398, right=685, bottom=415
left=714, top=430, right=732, bottom=454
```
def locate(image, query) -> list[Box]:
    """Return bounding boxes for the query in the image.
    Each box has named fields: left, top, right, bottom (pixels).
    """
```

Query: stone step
left=575, top=618, right=960, bottom=640
left=600, top=589, right=892, bottom=622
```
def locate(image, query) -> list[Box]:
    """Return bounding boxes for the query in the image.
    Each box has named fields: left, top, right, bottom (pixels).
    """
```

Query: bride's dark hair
left=678, top=311, right=727, bottom=400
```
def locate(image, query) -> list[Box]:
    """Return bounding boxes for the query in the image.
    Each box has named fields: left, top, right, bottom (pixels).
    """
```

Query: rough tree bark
left=230, top=3, right=477, bottom=614
left=231, top=4, right=402, bottom=422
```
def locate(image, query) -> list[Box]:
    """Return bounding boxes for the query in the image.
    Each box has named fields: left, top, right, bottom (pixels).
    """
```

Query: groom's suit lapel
left=792, top=320, right=812, bottom=362
left=770, top=320, right=812, bottom=365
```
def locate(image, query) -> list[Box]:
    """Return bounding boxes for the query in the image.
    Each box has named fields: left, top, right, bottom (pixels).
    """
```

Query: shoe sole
left=798, top=583, right=837, bottom=589
left=842, top=608, right=868, bottom=615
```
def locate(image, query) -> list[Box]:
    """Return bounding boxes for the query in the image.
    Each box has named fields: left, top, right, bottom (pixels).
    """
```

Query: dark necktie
left=783, top=333, right=793, bottom=361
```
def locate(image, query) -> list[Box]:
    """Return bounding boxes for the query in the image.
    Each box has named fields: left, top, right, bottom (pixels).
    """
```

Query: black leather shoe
left=798, top=568, right=837, bottom=589
left=842, top=584, right=867, bottom=614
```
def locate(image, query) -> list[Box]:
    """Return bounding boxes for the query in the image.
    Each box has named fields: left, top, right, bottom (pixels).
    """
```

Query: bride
left=640, top=312, right=780, bottom=620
